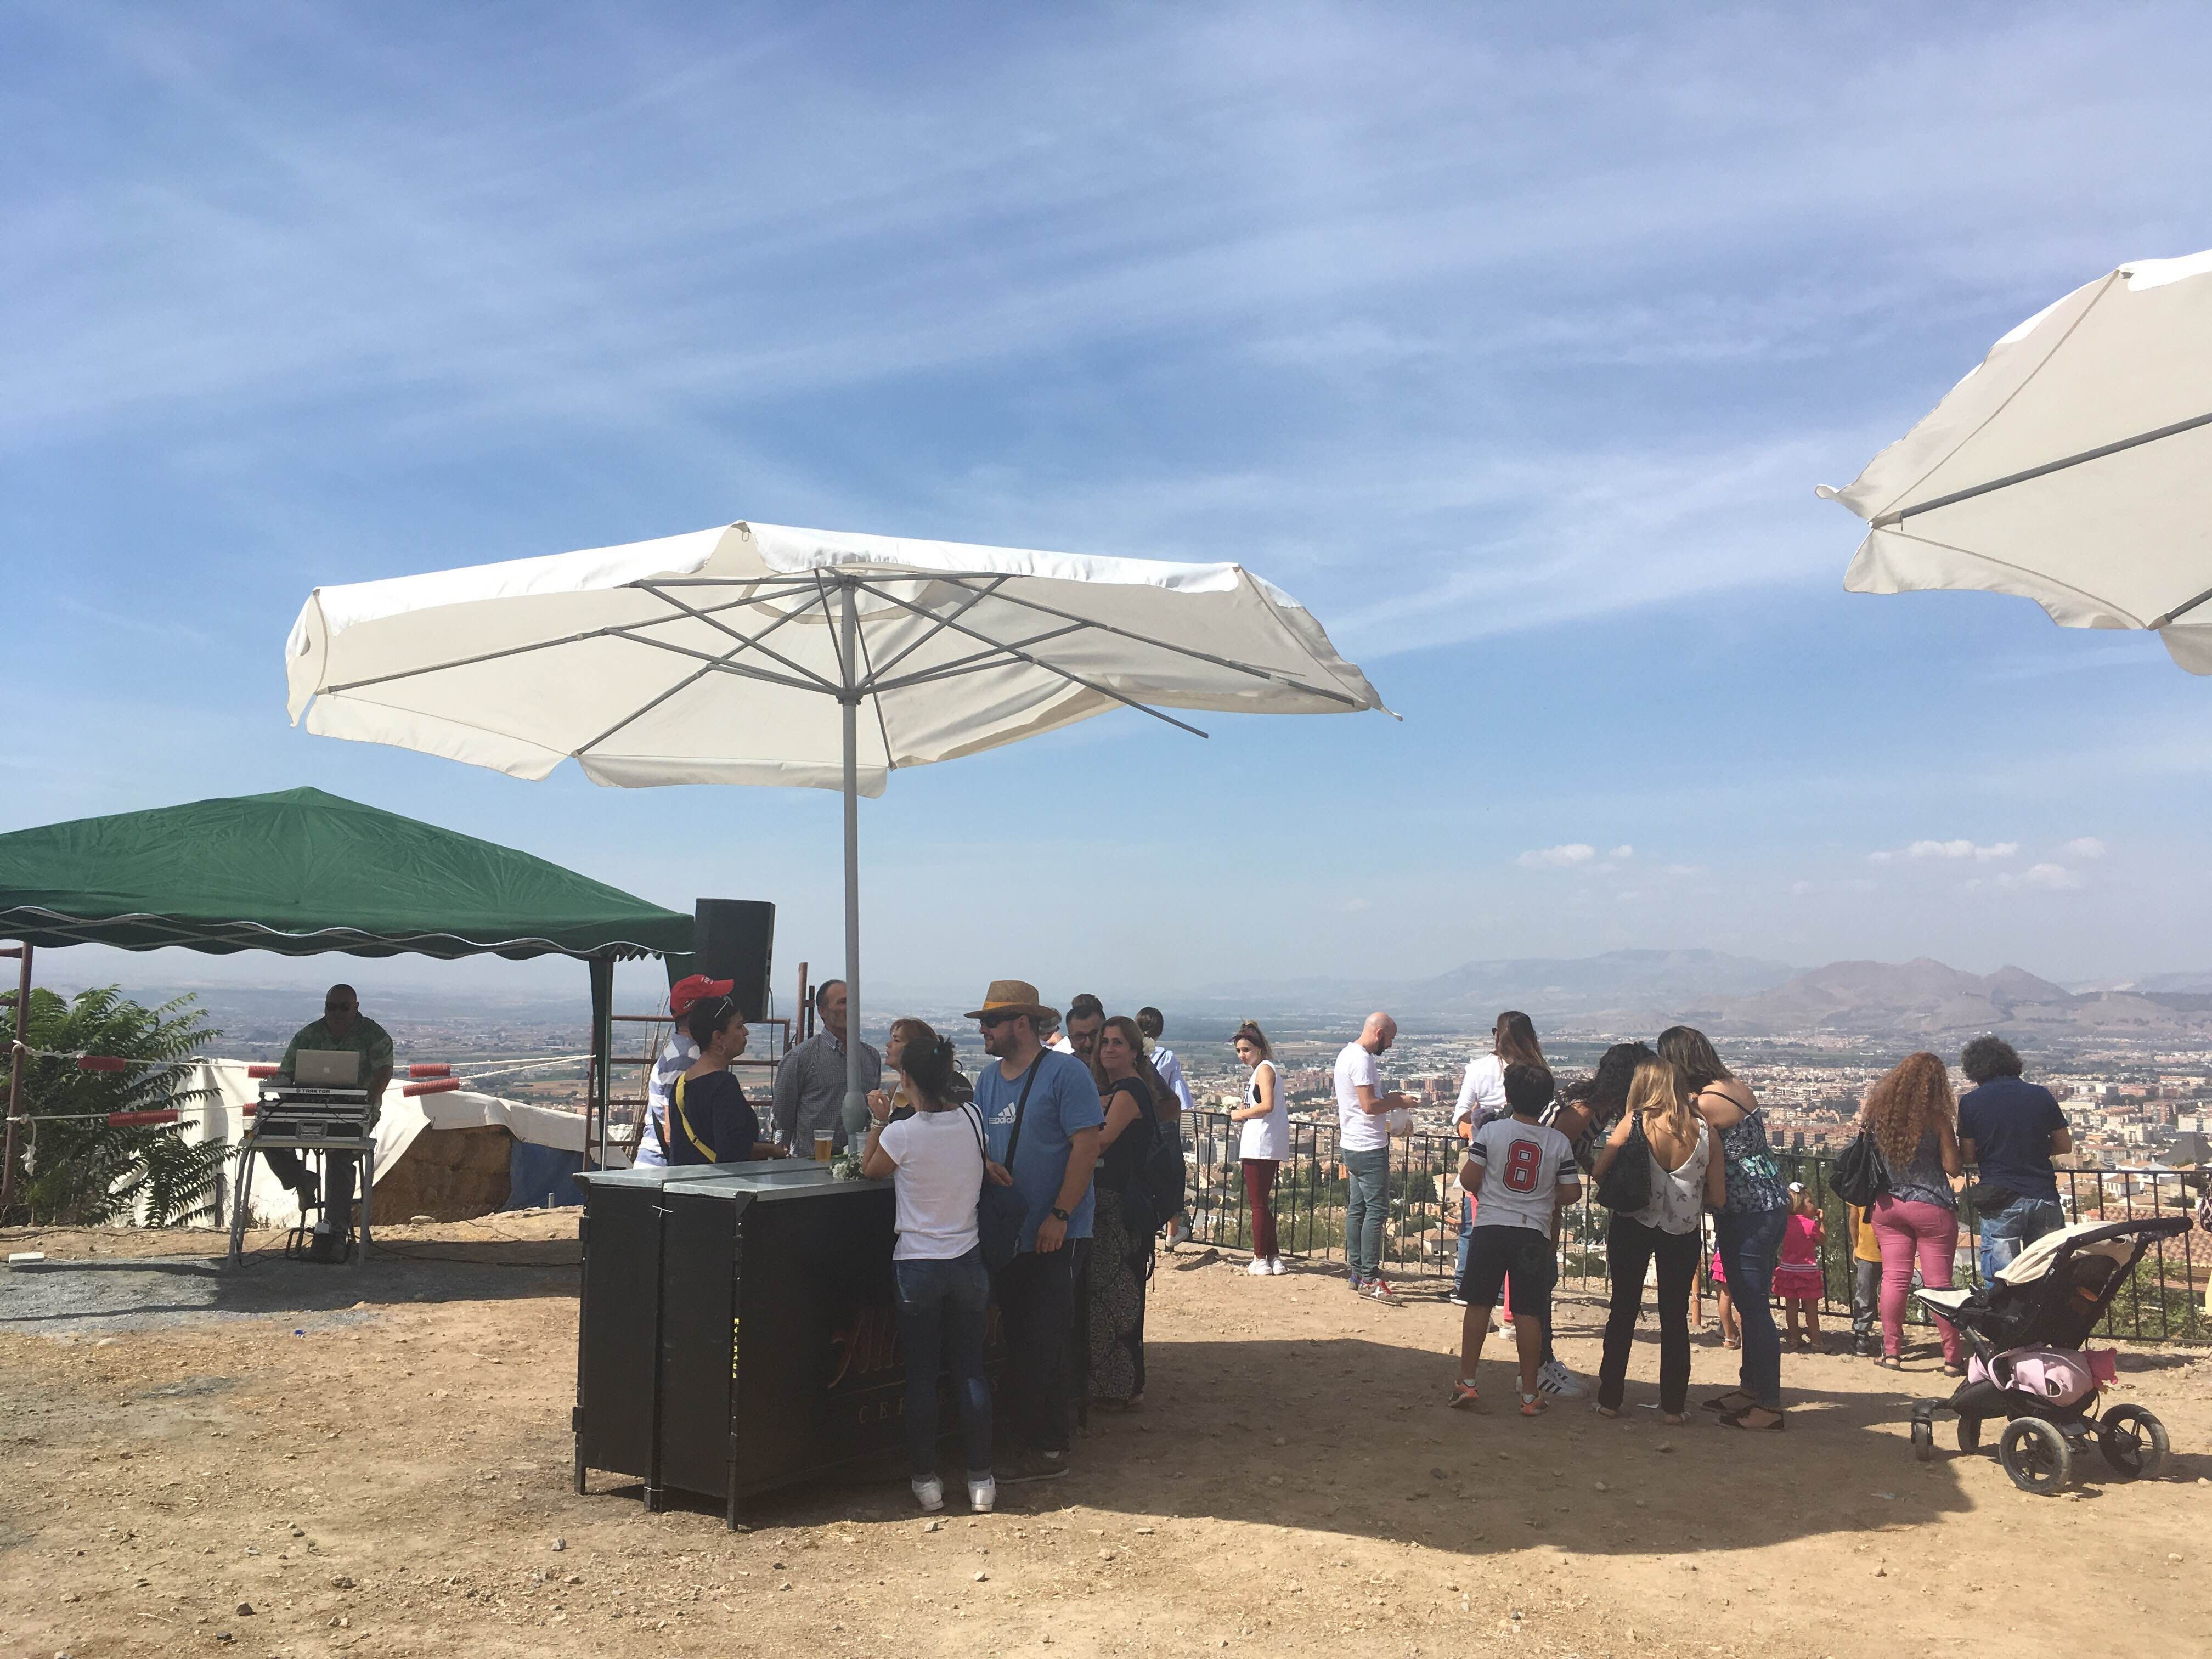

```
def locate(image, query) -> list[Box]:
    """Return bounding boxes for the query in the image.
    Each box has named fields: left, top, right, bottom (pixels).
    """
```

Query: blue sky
left=7, top=2, right=2212, bottom=1013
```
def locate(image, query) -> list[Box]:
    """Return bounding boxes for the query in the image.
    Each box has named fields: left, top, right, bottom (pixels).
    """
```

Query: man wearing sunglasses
left=267, top=985, right=393, bottom=1262
left=969, top=980, right=1104, bottom=1483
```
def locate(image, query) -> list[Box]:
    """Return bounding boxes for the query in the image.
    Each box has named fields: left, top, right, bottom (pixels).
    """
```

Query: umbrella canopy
left=285, top=521, right=1385, bottom=790
left=285, top=520, right=1388, bottom=1135
left=0, top=786, right=695, bottom=960
left=1821, top=248, right=2212, bottom=672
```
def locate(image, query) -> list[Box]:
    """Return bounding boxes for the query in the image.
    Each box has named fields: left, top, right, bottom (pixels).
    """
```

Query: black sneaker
left=999, top=1449, right=1069, bottom=1484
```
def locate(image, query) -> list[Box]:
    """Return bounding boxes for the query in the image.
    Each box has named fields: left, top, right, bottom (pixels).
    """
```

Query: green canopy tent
left=0, top=786, right=695, bottom=1212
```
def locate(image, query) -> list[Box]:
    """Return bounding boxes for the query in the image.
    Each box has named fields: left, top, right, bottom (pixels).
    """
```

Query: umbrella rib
left=1874, top=270, right=2123, bottom=523
left=319, top=591, right=811, bottom=697
left=618, top=632, right=837, bottom=695
left=1872, top=407, right=2212, bottom=530
left=2148, top=583, right=2212, bottom=631
left=856, top=575, right=1011, bottom=690
left=865, top=624, right=1088, bottom=694
left=929, top=576, right=1363, bottom=707
left=1877, top=527, right=2148, bottom=628
left=851, top=579, right=1209, bottom=738
left=631, top=582, right=842, bottom=692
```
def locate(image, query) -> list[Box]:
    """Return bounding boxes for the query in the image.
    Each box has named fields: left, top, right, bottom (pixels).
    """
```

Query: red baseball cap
left=669, top=974, right=734, bottom=1016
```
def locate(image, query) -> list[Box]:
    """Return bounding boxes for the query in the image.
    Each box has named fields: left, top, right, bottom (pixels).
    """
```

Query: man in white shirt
left=1137, top=1007, right=1196, bottom=1248
left=1451, top=1062, right=1578, bottom=1416
left=1334, top=1012, right=1419, bottom=1301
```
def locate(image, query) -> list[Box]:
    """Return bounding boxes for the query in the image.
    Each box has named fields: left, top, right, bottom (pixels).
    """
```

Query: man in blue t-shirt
left=1957, top=1036, right=2073, bottom=1283
left=969, top=979, right=1104, bottom=1485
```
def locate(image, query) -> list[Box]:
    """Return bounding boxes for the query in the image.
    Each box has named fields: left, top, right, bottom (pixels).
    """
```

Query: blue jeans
left=1714, top=1206, right=1788, bottom=1410
left=1455, top=1189, right=1474, bottom=1280
left=892, top=1248, right=993, bottom=1481
left=1344, top=1147, right=1390, bottom=1281
left=1979, top=1195, right=2065, bottom=1284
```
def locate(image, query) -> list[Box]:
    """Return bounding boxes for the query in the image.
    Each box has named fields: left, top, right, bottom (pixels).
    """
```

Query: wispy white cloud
left=1870, top=839, right=2018, bottom=865
left=2004, top=862, right=2083, bottom=891
left=2061, top=837, right=2107, bottom=860
left=1519, top=844, right=1596, bottom=870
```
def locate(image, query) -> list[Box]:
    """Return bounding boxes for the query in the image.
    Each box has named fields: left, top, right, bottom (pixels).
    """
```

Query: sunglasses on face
left=977, top=1012, right=1023, bottom=1030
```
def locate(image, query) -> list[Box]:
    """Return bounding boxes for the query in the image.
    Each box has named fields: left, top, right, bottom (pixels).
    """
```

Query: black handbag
left=1596, top=1116, right=1654, bottom=1212
left=975, top=1054, right=1043, bottom=1274
left=1831, top=1130, right=1891, bottom=1207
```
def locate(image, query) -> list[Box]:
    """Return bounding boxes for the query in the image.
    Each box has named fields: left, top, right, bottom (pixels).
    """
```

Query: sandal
left=1875, top=1355, right=1904, bottom=1370
left=1701, top=1390, right=1756, bottom=1414
left=1661, top=1412, right=1688, bottom=1426
left=1593, top=1404, right=1620, bottom=1419
left=1718, top=1406, right=1786, bottom=1432
left=1723, top=1338, right=1741, bottom=1350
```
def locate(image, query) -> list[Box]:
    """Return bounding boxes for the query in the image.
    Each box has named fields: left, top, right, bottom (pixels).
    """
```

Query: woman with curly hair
left=1860, top=1052, right=1966, bottom=1374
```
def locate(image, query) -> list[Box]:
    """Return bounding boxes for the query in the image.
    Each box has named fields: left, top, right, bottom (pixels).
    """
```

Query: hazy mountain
left=1708, top=957, right=2212, bottom=1042
left=1184, top=949, right=1796, bottom=1029
left=2070, top=970, right=2212, bottom=995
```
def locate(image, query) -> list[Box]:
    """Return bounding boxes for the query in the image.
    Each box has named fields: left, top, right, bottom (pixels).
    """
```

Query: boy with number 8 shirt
left=1451, top=1062, right=1579, bottom=1417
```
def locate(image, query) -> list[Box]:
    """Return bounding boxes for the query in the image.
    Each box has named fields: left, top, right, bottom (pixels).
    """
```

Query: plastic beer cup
left=814, top=1130, right=834, bottom=1162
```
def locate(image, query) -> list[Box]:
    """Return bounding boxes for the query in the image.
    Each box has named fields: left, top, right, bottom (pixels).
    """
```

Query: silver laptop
left=294, top=1049, right=361, bottom=1087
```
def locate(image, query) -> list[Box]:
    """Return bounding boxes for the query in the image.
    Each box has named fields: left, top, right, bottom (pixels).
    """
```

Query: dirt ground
left=3, top=1217, right=2208, bottom=1659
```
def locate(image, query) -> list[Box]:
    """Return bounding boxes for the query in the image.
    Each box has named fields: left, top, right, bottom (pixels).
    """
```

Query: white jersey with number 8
left=1466, top=1115, right=1576, bottom=1234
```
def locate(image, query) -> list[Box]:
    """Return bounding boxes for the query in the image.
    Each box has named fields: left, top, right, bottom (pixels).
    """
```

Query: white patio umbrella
left=285, top=519, right=1389, bottom=1135
left=1821, top=247, right=2212, bottom=673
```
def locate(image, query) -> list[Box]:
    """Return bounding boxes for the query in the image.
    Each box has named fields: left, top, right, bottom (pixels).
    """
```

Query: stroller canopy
left=1996, top=1215, right=2190, bottom=1286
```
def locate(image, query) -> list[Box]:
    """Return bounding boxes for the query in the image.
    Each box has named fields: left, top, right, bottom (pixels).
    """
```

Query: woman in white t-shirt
left=862, top=1021, right=1011, bottom=1516
left=1229, top=1022, right=1290, bottom=1276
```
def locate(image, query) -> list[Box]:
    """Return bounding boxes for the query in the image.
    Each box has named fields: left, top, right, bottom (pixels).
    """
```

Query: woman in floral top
left=1660, top=1025, right=1790, bottom=1432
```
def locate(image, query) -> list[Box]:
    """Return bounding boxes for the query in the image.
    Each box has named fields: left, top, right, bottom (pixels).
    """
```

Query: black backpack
left=1831, top=1130, right=1892, bottom=1208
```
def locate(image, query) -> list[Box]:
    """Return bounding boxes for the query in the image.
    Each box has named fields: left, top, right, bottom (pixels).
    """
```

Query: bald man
left=1335, top=1012, right=1419, bottom=1301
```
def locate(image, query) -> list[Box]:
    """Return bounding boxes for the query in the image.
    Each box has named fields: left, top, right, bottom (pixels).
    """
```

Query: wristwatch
left=1049, top=1206, right=1070, bottom=1222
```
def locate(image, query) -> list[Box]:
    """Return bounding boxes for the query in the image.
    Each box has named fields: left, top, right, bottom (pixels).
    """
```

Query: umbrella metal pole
left=839, top=581, right=866, bottom=1146
left=0, top=943, right=26, bottom=1217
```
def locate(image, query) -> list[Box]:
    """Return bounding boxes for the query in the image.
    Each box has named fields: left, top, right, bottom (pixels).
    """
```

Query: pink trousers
left=1872, top=1196, right=1961, bottom=1362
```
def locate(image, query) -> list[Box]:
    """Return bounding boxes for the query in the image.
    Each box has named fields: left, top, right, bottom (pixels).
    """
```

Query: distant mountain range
left=1190, top=950, right=2212, bottom=1044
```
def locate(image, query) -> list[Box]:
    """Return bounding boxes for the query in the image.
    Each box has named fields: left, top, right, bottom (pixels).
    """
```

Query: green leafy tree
left=2, top=986, right=227, bottom=1226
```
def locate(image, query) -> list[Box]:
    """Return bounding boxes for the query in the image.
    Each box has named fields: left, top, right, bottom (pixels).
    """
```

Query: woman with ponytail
left=862, top=1020, right=1008, bottom=1515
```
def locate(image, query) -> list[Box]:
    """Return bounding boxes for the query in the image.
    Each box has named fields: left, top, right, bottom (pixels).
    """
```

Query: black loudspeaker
left=692, top=899, right=776, bottom=1022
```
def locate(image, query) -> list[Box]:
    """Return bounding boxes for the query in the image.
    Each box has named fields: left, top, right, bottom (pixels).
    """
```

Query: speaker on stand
left=691, top=899, right=776, bottom=1023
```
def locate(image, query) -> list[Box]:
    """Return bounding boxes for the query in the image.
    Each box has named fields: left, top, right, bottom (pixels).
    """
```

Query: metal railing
left=1176, top=1111, right=2210, bottom=1343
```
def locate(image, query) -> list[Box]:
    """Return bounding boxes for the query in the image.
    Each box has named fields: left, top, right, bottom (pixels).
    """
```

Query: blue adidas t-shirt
left=974, top=1049, right=1105, bottom=1251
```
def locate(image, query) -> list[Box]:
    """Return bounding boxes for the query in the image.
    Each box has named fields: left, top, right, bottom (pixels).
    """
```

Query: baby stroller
left=1906, top=1214, right=2187, bottom=1493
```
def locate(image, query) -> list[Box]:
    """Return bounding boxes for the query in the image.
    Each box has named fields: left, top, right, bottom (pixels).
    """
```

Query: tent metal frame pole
left=838, top=579, right=866, bottom=1146
left=1, top=942, right=30, bottom=1218
left=587, top=954, right=614, bottom=1173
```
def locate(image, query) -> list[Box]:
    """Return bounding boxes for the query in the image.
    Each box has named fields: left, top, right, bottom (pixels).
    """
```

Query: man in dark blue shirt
left=1956, top=1036, right=2072, bottom=1282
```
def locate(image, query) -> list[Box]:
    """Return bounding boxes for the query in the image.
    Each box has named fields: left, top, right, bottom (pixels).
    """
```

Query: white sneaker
left=912, top=1476, right=944, bottom=1513
left=1267, top=1257, right=1286, bottom=1276
left=967, top=1476, right=996, bottom=1514
left=1536, top=1357, right=1587, bottom=1400
left=1248, top=1259, right=1273, bottom=1277
left=1166, top=1218, right=1192, bottom=1251
left=1448, top=1293, right=1469, bottom=1306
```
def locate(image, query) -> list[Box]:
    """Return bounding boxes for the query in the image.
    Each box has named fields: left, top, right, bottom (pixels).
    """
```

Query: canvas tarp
left=0, top=786, right=693, bottom=960
left=185, top=1060, right=623, bottom=1227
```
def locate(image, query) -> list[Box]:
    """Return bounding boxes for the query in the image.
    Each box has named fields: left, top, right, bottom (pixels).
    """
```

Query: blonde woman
left=1861, top=1052, right=1966, bottom=1374
left=1229, top=1022, right=1288, bottom=1275
left=1591, top=1057, right=1724, bottom=1423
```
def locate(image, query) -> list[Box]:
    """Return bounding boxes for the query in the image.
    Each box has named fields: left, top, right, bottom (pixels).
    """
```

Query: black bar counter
left=572, top=1159, right=991, bottom=1522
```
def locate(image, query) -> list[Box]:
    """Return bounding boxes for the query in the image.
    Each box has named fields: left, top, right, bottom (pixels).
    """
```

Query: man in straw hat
left=969, top=979, right=1105, bottom=1483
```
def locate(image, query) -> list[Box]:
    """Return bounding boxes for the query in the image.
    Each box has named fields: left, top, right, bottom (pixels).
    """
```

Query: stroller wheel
left=2097, top=1404, right=2169, bottom=1481
left=1956, top=1415, right=1982, bottom=1455
left=1997, top=1418, right=2072, bottom=1495
left=1911, top=1418, right=1934, bottom=1462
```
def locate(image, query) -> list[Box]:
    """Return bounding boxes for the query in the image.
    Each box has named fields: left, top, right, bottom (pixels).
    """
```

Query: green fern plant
left=2, top=985, right=227, bottom=1227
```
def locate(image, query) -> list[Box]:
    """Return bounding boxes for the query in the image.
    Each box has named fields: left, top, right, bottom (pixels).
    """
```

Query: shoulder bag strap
left=669, top=1074, right=717, bottom=1161
left=1001, top=1052, right=1046, bottom=1170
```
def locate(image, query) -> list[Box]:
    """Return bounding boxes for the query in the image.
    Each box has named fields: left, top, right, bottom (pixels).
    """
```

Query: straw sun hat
left=965, top=979, right=1052, bottom=1020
